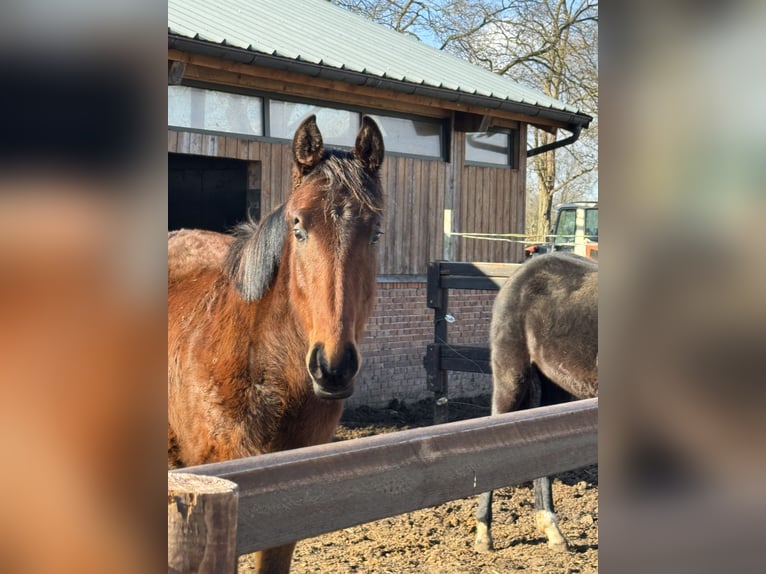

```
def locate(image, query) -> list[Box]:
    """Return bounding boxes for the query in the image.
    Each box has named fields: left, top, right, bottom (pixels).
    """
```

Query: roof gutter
left=168, top=35, right=592, bottom=133
left=526, top=124, right=583, bottom=158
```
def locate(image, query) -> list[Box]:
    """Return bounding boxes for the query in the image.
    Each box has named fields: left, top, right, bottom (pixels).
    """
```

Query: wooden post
left=427, top=261, right=450, bottom=425
left=168, top=472, right=239, bottom=574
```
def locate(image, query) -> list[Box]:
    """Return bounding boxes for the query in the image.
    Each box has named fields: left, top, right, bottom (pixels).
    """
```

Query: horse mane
left=224, top=203, right=288, bottom=302
left=224, top=149, right=382, bottom=302
left=310, top=151, right=384, bottom=215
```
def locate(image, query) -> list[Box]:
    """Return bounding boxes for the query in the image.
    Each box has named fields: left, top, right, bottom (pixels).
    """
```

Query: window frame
left=167, top=84, right=265, bottom=139
left=463, top=128, right=519, bottom=169
left=168, top=82, right=448, bottom=161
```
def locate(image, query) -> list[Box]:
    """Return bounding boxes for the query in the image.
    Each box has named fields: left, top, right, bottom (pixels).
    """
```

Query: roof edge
left=168, top=35, right=592, bottom=131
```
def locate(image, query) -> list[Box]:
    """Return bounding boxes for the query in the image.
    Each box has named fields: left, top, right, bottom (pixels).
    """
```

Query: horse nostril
left=308, top=343, right=360, bottom=382
left=308, top=343, right=324, bottom=381
left=343, top=344, right=360, bottom=378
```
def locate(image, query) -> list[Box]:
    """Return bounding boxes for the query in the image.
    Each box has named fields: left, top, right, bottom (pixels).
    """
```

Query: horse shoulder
left=168, top=267, right=259, bottom=463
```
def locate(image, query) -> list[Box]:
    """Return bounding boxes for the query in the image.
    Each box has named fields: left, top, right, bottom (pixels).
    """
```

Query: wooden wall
left=168, top=130, right=294, bottom=208
left=377, top=154, right=448, bottom=275
left=169, top=127, right=526, bottom=275
left=453, top=123, right=527, bottom=265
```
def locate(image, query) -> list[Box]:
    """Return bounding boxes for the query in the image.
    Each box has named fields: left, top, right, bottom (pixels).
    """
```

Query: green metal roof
left=168, top=0, right=592, bottom=129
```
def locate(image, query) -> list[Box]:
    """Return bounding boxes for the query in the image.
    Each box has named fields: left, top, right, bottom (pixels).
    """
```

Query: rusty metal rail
left=173, top=397, right=597, bottom=556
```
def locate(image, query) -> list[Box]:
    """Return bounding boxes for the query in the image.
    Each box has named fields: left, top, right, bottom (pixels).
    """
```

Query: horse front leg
left=252, top=542, right=297, bottom=574
left=474, top=364, right=529, bottom=552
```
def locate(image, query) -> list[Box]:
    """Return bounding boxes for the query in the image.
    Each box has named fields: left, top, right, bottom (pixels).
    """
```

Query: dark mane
left=224, top=204, right=288, bottom=302
left=309, top=151, right=384, bottom=215
left=225, top=150, right=383, bottom=302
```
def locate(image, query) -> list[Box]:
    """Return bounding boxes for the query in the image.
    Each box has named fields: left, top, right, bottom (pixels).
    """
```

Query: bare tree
left=333, top=1, right=518, bottom=46
left=488, top=0, right=597, bottom=240
left=334, top=0, right=598, bottom=240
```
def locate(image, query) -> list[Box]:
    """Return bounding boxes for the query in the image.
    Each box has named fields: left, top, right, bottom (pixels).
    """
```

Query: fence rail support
left=168, top=473, right=239, bottom=574
left=425, top=261, right=522, bottom=421
left=173, top=398, right=597, bottom=556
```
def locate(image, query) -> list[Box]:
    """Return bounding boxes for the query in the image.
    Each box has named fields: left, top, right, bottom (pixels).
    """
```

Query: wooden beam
left=168, top=49, right=573, bottom=130
left=440, top=275, right=507, bottom=290
left=181, top=63, right=447, bottom=119
left=437, top=261, right=521, bottom=278
left=436, top=344, right=492, bottom=374
left=176, top=398, right=598, bottom=555
left=168, top=60, right=186, bottom=85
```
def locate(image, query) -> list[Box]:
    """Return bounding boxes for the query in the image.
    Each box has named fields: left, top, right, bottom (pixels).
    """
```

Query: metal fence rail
left=172, top=398, right=597, bottom=556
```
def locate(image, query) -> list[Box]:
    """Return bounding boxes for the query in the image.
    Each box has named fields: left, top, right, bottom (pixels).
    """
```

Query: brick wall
left=348, top=279, right=497, bottom=408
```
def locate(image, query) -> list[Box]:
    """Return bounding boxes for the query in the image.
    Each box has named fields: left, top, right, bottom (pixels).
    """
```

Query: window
left=269, top=101, right=360, bottom=147
left=465, top=130, right=516, bottom=167
left=168, top=154, right=250, bottom=233
left=584, top=208, right=598, bottom=242
left=168, top=85, right=446, bottom=160
left=553, top=209, right=576, bottom=248
left=168, top=86, right=264, bottom=137
left=367, top=115, right=444, bottom=158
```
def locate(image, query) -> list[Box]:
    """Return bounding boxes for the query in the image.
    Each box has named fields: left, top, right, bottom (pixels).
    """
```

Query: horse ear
left=225, top=205, right=288, bottom=302
left=292, top=115, right=324, bottom=178
left=353, top=116, right=385, bottom=176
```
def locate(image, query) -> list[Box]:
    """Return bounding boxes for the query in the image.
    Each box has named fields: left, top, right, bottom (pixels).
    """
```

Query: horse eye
left=293, top=227, right=307, bottom=242
left=370, top=230, right=383, bottom=244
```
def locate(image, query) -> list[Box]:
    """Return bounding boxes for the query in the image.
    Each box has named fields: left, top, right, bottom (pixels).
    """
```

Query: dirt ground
left=239, top=395, right=598, bottom=573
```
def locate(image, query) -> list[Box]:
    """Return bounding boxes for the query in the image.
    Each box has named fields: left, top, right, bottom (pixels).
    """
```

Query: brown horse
left=168, top=115, right=384, bottom=573
left=475, top=253, right=598, bottom=553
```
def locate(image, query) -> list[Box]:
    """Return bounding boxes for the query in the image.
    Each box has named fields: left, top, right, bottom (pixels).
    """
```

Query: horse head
left=226, top=115, right=383, bottom=398
left=286, top=115, right=384, bottom=399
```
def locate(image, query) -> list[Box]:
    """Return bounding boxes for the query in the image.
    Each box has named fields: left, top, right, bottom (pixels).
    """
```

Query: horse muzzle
left=307, top=342, right=360, bottom=400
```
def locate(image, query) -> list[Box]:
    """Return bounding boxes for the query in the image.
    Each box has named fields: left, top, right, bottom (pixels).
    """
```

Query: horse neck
left=241, top=264, right=344, bottom=449
left=243, top=254, right=309, bottom=387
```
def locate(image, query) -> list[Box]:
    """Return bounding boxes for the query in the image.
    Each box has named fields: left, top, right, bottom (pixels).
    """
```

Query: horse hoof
left=474, top=523, right=494, bottom=552
left=547, top=539, right=569, bottom=553
left=474, top=539, right=493, bottom=553
left=536, top=510, right=569, bottom=552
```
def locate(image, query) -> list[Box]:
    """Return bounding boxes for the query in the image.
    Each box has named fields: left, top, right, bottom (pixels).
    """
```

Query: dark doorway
left=169, top=153, right=257, bottom=232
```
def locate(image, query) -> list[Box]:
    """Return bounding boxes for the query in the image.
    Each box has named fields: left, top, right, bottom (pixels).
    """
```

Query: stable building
left=168, top=0, right=592, bottom=407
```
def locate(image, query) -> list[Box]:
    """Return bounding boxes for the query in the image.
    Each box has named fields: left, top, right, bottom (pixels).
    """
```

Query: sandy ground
left=239, top=396, right=598, bottom=573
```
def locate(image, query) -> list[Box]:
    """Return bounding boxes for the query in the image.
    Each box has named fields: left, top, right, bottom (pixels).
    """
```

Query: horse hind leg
left=532, top=373, right=570, bottom=552
left=534, top=476, right=568, bottom=552
left=252, top=543, right=298, bottom=574
left=474, top=490, right=494, bottom=552
left=475, top=364, right=532, bottom=553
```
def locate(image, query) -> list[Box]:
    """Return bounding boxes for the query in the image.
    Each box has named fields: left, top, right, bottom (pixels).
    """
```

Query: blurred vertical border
left=600, top=0, right=766, bottom=572
left=2, top=1, right=765, bottom=572
left=0, top=1, right=166, bottom=572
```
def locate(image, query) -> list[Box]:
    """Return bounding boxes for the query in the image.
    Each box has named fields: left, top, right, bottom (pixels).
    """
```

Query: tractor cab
left=526, top=201, right=598, bottom=260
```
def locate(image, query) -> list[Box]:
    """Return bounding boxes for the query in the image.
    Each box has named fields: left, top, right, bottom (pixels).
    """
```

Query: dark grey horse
left=475, top=252, right=598, bottom=552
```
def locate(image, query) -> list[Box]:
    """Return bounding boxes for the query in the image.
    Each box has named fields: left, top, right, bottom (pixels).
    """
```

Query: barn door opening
left=168, top=153, right=260, bottom=232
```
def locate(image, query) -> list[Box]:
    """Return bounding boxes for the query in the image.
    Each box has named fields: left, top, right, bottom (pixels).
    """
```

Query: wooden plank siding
left=453, top=122, right=527, bottom=264
left=169, top=127, right=525, bottom=274
left=455, top=164, right=524, bottom=264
